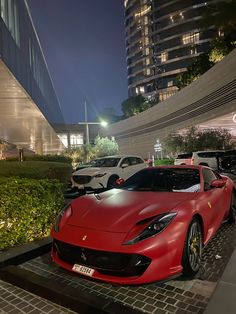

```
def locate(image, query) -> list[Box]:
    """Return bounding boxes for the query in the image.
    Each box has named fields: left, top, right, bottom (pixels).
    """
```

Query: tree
left=164, top=127, right=234, bottom=155
left=177, top=1, right=236, bottom=89
left=121, top=95, right=153, bottom=118
left=201, top=0, right=236, bottom=36
left=176, top=53, right=214, bottom=89
left=65, top=136, right=119, bottom=166
left=93, top=135, right=119, bottom=157
left=0, top=140, right=10, bottom=160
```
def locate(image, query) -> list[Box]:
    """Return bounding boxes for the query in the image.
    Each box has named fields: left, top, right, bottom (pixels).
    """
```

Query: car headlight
left=123, top=212, right=177, bottom=245
left=54, top=204, right=72, bottom=232
left=94, top=172, right=107, bottom=178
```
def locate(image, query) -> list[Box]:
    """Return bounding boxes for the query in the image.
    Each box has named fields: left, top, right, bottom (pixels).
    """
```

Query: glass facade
left=0, top=0, right=65, bottom=125
left=124, top=0, right=218, bottom=101
left=0, top=0, right=20, bottom=46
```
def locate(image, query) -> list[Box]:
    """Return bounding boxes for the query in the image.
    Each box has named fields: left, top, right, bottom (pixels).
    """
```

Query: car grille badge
left=208, top=202, right=212, bottom=208
left=81, top=251, right=87, bottom=262
left=82, top=235, right=87, bottom=241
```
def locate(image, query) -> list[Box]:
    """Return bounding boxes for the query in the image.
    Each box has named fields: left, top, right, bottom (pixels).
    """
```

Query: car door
left=201, top=168, right=227, bottom=242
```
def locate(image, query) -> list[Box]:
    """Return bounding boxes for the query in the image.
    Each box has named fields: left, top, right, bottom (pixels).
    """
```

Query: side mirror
left=115, top=178, right=125, bottom=186
left=121, top=163, right=129, bottom=168
left=210, top=179, right=226, bottom=188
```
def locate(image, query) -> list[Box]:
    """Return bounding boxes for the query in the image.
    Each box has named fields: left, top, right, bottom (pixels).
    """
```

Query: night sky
left=27, top=0, right=128, bottom=123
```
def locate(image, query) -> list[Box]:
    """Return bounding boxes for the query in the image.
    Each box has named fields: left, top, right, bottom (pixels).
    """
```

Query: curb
left=0, top=265, right=142, bottom=314
left=0, top=237, right=52, bottom=268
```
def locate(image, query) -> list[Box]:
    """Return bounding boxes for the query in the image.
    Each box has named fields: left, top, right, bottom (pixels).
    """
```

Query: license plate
left=72, top=264, right=95, bottom=277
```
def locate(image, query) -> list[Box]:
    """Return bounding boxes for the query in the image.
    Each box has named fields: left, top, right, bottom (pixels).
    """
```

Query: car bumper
left=51, top=223, right=185, bottom=284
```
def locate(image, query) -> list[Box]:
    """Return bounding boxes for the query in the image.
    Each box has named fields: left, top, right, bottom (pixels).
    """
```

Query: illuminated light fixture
left=233, top=114, right=236, bottom=124
left=135, top=6, right=151, bottom=18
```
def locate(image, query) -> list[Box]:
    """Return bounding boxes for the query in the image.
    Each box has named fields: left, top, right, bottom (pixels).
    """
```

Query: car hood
left=67, top=189, right=195, bottom=232
left=73, top=167, right=112, bottom=176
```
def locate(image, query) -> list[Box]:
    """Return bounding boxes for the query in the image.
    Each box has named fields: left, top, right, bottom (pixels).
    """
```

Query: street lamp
left=78, top=101, right=108, bottom=145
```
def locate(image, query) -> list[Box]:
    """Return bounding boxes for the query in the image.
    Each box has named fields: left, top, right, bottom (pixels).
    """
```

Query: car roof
left=95, top=155, right=143, bottom=159
left=193, top=150, right=224, bottom=153
left=147, top=165, right=207, bottom=170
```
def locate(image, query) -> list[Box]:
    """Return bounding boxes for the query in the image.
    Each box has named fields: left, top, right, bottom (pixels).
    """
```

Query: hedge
left=154, top=159, right=174, bottom=166
left=6, top=154, right=72, bottom=164
left=0, top=177, right=64, bottom=250
left=0, top=161, right=72, bottom=185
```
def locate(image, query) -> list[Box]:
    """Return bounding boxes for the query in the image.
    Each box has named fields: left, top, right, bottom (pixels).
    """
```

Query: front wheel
left=228, top=191, right=236, bottom=223
left=107, top=175, right=119, bottom=189
left=182, top=218, right=202, bottom=276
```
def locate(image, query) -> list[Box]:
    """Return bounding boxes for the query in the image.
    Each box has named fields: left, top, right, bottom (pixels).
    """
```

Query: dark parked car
left=220, top=150, right=236, bottom=174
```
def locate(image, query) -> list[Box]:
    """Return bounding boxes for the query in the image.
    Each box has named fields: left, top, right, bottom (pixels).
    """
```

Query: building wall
left=0, top=0, right=64, bottom=124
left=104, top=49, right=236, bottom=158
left=124, top=0, right=217, bottom=101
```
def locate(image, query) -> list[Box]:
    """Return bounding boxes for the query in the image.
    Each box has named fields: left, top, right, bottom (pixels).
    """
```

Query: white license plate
left=72, top=264, right=95, bottom=277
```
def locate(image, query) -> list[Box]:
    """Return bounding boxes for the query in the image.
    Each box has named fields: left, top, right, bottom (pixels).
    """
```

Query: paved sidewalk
left=0, top=279, right=76, bottom=314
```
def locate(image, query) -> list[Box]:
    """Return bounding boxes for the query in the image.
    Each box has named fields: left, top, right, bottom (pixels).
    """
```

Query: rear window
left=223, top=150, right=236, bottom=157
left=176, top=153, right=192, bottom=159
left=197, top=152, right=224, bottom=158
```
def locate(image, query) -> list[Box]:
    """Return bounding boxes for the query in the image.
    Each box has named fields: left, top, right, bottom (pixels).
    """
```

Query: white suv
left=192, top=151, right=224, bottom=169
left=174, top=153, right=192, bottom=165
left=174, top=151, right=224, bottom=169
left=71, top=155, right=147, bottom=191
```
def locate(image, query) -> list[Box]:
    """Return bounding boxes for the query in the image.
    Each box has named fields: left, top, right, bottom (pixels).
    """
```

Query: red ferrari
left=51, top=166, right=236, bottom=284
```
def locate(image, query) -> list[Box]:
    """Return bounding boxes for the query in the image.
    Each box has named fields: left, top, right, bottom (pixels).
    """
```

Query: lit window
left=170, top=15, right=174, bottom=22
left=58, top=134, right=68, bottom=148
left=161, top=52, right=168, bottom=63
left=146, top=58, right=150, bottom=65
left=167, top=81, right=173, bottom=87
left=146, top=69, right=151, bottom=75
left=70, top=134, right=83, bottom=148
left=179, top=12, right=184, bottom=19
left=159, top=90, right=177, bottom=102
left=145, top=37, right=149, bottom=45
left=182, top=32, right=199, bottom=45
left=140, top=86, right=145, bottom=94
left=190, top=47, right=197, bottom=55
left=218, top=29, right=224, bottom=37
left=144, top=27, right=149, bottom=35
left=146, top=48, right=150, bottom=55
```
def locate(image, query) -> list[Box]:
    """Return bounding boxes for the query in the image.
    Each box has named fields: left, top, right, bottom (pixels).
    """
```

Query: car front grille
left=53, top=240, right=151, bottom=277
left=72, top=175, right=92, bottom=184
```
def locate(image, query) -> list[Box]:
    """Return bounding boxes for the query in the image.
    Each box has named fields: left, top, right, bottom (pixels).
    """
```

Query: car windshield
left=119, top=168, right=200, bottom=192
left=92, top=157, right=121, bottom=167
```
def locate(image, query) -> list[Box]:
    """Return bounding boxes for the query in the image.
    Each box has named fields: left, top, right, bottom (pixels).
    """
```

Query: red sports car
left=51, top=166, right=236, bottom=284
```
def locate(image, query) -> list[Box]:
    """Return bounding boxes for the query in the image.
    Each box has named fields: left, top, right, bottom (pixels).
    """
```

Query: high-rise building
left=124, top=0, right=218, bottom=101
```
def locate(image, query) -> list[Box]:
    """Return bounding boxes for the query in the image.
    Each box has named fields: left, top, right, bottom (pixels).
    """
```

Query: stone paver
left=0, top=279, right=77, bottom=314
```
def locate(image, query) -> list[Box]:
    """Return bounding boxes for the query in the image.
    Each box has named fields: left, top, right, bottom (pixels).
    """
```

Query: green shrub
left=0, top=177, right=64, bottom=250
left=154, top=159, right=174, bottom=166
left=6, top=154, right=72, bottom=164
left=0, top=161, right=72, bottom=185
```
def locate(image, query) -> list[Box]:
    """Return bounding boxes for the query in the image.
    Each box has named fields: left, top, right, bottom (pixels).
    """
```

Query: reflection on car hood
left=73, top=167, right=112, bottom=176
left=68, top=189, right=195, bottom=232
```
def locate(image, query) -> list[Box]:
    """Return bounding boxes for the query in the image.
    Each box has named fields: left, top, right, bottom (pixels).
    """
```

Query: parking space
left=16, top=223, right=236, bottom=314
